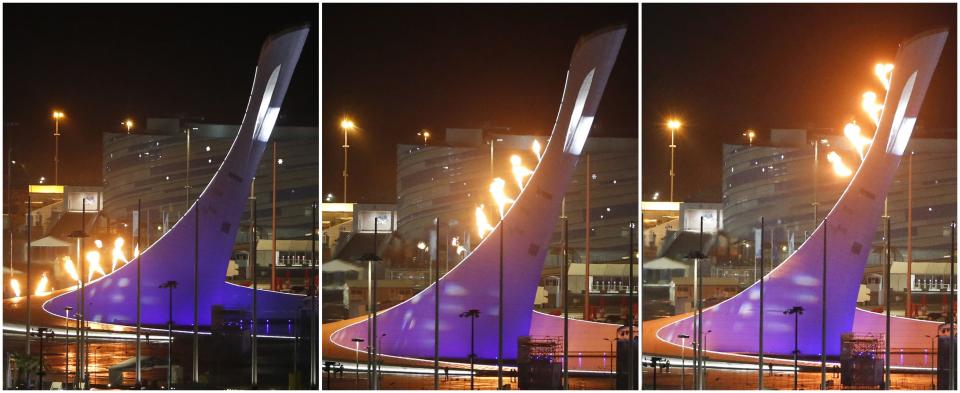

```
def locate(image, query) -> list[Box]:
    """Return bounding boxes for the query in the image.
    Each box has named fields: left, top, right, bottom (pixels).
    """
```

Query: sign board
left=66, top=191, right=102, bottom=212
left=357, top=210, right=394, bottom=233
left=682, top=208, right=720, bottom=233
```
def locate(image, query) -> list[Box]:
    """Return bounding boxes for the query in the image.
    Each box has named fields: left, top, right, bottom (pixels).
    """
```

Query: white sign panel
left=357, top=211, right=393, bottom=233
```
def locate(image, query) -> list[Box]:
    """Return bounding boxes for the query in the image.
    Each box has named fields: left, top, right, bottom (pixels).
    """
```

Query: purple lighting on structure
left=329, top=26, right=627, bottom=360
left=656, top=29, right=948, bottom=356
left=43, top=26, right=312, bottom=328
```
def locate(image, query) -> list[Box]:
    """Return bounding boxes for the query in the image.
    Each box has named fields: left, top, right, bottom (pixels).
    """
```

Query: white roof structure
left=642, top=257, right=688, bottom=270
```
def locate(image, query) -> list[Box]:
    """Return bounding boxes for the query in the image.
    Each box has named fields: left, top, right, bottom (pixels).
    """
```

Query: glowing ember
left=843, top=121, right=872, bottom=160
left=531, top=140, right=542, bottom=162
left=510, top=155, right=534, bottom=190
left=874, top=63, right=894, bottom=91
left=35, top=273, right=50, bottom=296
left=10, top=278, right=21, bottom=297
left=826, top=151, right=853, bottom=177
left=489, top=177, right=515, bottom=219
left=86, top=251, right=106, bottom=282
left=861, top=91, right=883, bottom=126
left=475, top=204, right=495, bottom=239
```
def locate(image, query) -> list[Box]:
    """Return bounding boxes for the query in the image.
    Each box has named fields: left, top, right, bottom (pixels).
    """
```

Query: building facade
left=723, top=128, right=956, bottom=266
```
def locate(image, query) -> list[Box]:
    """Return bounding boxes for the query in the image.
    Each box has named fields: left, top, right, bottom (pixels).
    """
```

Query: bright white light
left=10, top=278, right=21, bottom=297
left=510, top=155, right=534, bottom=190
left=874, top=63, right=894, bottom=91
left=112, top=237, right=129, bottom=272
left=205, top=146, right=211, bottom=152
left=456, top=245, right=467, bottom=256
left=253, top=66, right=282, bottom=143
left=94, top=239, right=103, bottom=249
left=133, top=244, right=140, bottom=258
left=451, top=237, right=459, bottom=247
left=475, top=205, right=494, bottom=239
left=531, top=140, right=542, bottom=162
left=489, top=178, right=515, bottom=219
left=826, top=151, right=853, bottom=177
left=652, top=192, right=660, bottom=201
left=417, top=241, right=426, bottom=250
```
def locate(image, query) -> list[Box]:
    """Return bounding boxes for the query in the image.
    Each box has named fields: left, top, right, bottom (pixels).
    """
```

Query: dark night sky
left=322, top=3, right=638, bottom=204
left=642, top=3, right=957, bottom=202
left=3, top=3, right=318, bottom=187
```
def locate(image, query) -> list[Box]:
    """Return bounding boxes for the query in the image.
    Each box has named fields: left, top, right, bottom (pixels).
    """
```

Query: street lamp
left=678, top=334, right=690, bottom=390
left=53, top=111, right=64, bottom=184
left=783, top=306, right=805, bottom=390
left=603, top=337, right=615, bottom=388
left=65, top=306, right=73, bottom=388
left=666, top=118, right=681, bottom=202
left=159, top=280, right=178, bottom=390
left=742, top=129, right=756, bottom=146
left=351, top=338, right=365, bottom=389
left=339, top=118, right=356, bottom=202
left=33, top=327, right=54, bottom=389
left=418, top=129, right=431, bottom=147
left=123, top=119, right=134, bottom=134
left=925, top=334, right=937, bottom=389
left=459, top=309, right=480, bottom=390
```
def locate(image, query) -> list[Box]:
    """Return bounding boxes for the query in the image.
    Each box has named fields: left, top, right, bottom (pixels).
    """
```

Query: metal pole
left=372, top=218, right=379, bottom=390
left=26, top=194, right=32, bottom=361
left=162, top=281, right=175, bottom=389
left=80, top=201, right=86, bottom=389
left=193, top=202, right=199, bottom=384
left=186, top=127, right=191, bottom=208
left=434, top=217, right=440, bottom=390
left=498, top=216, right=504, bottom=390
left=471, top=312, right=476, bottom=390
left=813, top=140, right=818, bottom=227
left=697, top=217, right=703, bottom=389
left=629, top=221, right=636, bottom=391
left=907, top=152, right=913, bottom=317
left=680, top=336, right=687, bottom=390
left=343, top=125, right=349, bottom=202
left=65, top=307, right=72, bottom=387
left=950, top=221, right=956, bottom=391
left=54, top=116, right=60, bottom=185
left=585, top=154, right=591, bottom=321
left=37, top=329, right=45, bottom=389
left=759, top=216, right=765, bottom=390
left=669, top=127, right=676, bottom=202
left=562, top=199, right=569, bottom=389
left=135, top=199, right=142, bottom=387
left=822, top=219, right=827, bottom=390
left=272, top=142, right=277, bottom=290
left=251, top=189, right=258, bottom=388
left=794, top=310, right=799, bottom=390
left=885, top=211, right=891, bottom=389
left=311, top=202, right=319, bottom=388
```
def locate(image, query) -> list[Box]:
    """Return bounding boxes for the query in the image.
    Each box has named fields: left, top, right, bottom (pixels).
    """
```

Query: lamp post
left=923, top=334, right=940, bottom=390
left=34, top=327, right=54, bottom=389
left=159, top=280, right=178, bottom=390
left=340, top=119, right=355, bottom=202
left=65, top=306, right=73, bottom=388
left=352, top=338, right=364, bottom=389
left=53, top=111, right=64, bottom=184
left=360, top=217, right=383, bottom=389
left=783, top=306, right=804, bottom=390
left=743, top=129, right=756, bottom=146
left=603, top=337, right=615, bottom=388
left=418, top=129, right=431, bottom=147
left=459, top=309, right=480, bottom=390
left=124, top=119, right=134, bottom=135
left=666, top=119, right=680, bottom=202
left=135, top=198, right=143, bottom=389
left=678, top=334, right=690, bottom=390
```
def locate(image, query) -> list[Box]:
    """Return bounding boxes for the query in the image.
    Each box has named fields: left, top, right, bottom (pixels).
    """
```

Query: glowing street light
left=826, top=151, right=853, bottom=177
left=875, top=63, right=894, bottom=91
left=666, top=118, right=681, bottom=201
left=861, top=91, right=883, bottom=126
left=418, top=129, right=431, bottom=147
left=743, top=129, right=756, bottom=146
left=340, top=118, right=356, bottom=202
left=475, top=205, right=494, bottom=238
left=652, top=192, right=660, bottom=201
left=489, top=178, right=515, bottom=219
left=123, top=119, right=134, bottom=134
left=417, top=241, right=427, bottom=250
left=53, top=111, right=65, bottom=184
left=532, top=140, right=542, bottom=162
left=510, top=155, right=534, bottom=190
left=843, top=121, right=872, bottom=160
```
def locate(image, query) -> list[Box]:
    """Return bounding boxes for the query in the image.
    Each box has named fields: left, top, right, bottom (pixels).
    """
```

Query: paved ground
left=642, top=367, right=939, bottom=390
left=322, top=372, right=620, bottom=390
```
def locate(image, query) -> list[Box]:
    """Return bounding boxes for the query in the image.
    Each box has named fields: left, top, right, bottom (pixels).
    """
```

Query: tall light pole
left=53, top=111, right=64, bottom=185
left=784, top=306, right=804, bottom=390
left=124, top=119, right=134, bottom=135
left=160, top=280, right=178, bottom=390
left=433, top=217, right=440, bottom=390
left=65, top=306, right=73, bottom=388
left=666, top=119, right=681, bottom=202
left=459, top=309, right=480, bottom=390
left=925, top=334, right=936, bottom=389
left=340, top=119, right=355, bottom=202
left=352, top=338, right=364, bottom=389
left=135, top=198, right=143, bottom=389
left=678, top=334, right=690, bottom=390
left=907, top=151, right=914, bottom=317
